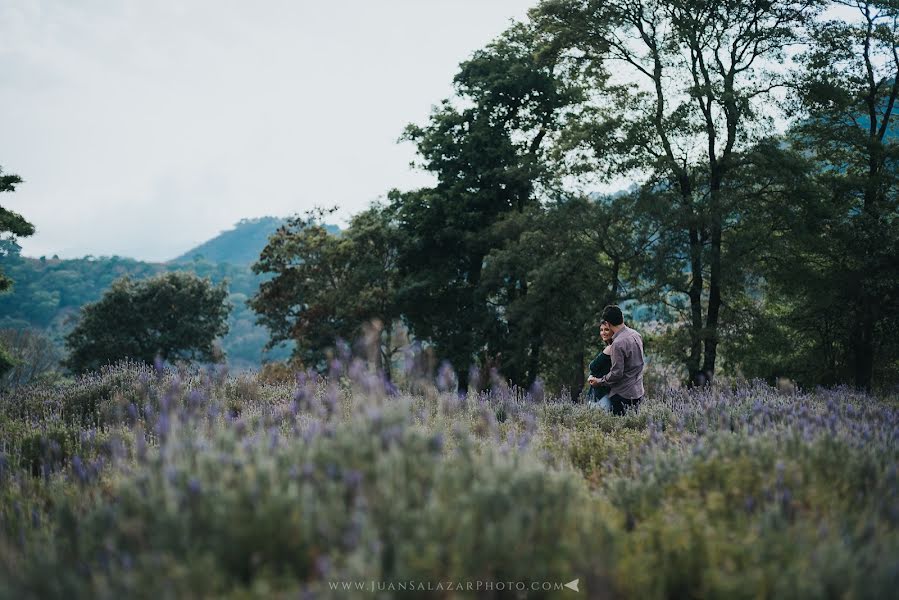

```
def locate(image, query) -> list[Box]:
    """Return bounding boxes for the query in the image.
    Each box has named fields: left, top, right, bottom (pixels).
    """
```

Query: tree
left=532, top=0, right=818, bottom=382
left=0, top=165, right=35, bottom=378
left=0, top=165, right=34, bottom=294
left=64, top=272, right=231, bottom=373
left=391, top=23, right=584, bottom=389
left=250, top=205, right=402, bottom=375
left=480, top=192, right=656, bottom=395
left=764, top=0, right=899, bottom=389
left=0, top=328, right=62, bottom=390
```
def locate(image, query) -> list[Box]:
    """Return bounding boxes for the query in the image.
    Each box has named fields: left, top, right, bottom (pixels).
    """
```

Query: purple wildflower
left=315, top=555, right=331, bottom=577
left=437, top=361, right=455, bottom=392
left=343, top=469, right=363, bottom=490
left=155, top=413, right=170, bottom=441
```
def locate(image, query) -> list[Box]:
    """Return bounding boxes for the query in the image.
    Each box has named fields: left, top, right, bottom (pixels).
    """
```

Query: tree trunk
left=688, top=225, right=704, bottom=384
left=854, top=291, right=876, bottom=391
left=571, top=349, right=585, bottom=402
left=525, top=340, right=541, bottom=390
left=609, top=258, right=620, bottom=302
left=702, top=215, right=722, bottom=378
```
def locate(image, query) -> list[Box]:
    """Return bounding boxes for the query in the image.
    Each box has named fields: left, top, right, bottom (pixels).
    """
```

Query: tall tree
left=771, top=0, right=899, bottom=389
left=64, top=272, right=231, bottom=373
left=391, top=23, right=583, bottom=388
left=532, top=0, right=818, bottom=382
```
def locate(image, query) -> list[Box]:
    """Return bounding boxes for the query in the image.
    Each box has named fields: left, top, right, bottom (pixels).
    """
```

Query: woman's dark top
left=587, top=350, right=612, bottom=401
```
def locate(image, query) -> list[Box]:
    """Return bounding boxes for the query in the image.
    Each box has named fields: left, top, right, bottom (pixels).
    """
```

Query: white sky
left=0, top=0, right=537, bottom=261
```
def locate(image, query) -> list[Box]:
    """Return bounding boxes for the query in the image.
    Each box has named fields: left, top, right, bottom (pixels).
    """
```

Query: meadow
left=0, top=360, right=896, bottom=599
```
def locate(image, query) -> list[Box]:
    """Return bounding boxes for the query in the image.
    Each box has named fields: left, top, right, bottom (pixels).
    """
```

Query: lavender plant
left=0, top=361, right=896, bottom=598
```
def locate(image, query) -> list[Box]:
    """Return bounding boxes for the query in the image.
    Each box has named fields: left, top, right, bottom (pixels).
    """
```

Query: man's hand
left=588, top=375, right=602, bottom=387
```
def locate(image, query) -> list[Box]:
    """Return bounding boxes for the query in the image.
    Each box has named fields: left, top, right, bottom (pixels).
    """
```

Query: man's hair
left=601, top=305, right=624, bottom=326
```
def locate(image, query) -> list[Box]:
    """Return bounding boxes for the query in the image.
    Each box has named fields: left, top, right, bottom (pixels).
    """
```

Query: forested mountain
left=170, top=217, right=340, bottom=266
left=170, top=217, right=289, bottom=266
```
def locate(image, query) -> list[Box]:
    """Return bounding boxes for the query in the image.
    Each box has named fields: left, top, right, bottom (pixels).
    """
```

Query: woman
left=585, top=322, right=613, bottom=410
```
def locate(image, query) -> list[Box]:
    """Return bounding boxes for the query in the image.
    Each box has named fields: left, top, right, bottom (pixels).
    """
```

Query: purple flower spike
left=529, top=378, right=546, bottom=403
left=72, top=456, right=88, bottom=484
left=315, top=555, right=331, bottom=577
left=343, top=469, right=363, bottom=490
left=437, top=361, right=456, bottom=392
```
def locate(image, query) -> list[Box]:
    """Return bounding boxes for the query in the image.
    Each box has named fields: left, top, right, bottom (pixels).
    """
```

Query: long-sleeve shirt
left=596, top=324, right=645, bottom=400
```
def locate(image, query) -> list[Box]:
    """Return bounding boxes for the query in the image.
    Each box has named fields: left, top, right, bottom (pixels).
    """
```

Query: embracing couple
left=586, top=305, right=645, bottom=416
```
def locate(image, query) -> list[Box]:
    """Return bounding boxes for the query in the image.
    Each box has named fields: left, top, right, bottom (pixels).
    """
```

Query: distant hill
left=169, top=217, right=341, bottom=266
left=169, top=217, right=289, bottom=266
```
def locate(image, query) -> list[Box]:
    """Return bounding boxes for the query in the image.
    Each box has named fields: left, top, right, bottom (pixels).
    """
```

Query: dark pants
left=609, top=394, right=642, bottom=416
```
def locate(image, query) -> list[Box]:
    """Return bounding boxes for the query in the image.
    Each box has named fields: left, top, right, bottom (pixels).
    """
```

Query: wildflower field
left=0, top=361, right=896, bottom=599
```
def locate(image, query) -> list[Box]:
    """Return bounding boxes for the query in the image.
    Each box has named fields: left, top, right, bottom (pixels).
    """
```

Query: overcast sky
left=1, top=0, right=538, bottom=261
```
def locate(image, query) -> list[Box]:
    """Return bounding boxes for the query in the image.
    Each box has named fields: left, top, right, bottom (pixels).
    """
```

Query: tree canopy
left=0, top=164, right=34, bottom=377
left=64, top=271, right=231, bottom=373
left=243, top=0, right=898, bottom=393
left=250, top=205, right=402, bottom=376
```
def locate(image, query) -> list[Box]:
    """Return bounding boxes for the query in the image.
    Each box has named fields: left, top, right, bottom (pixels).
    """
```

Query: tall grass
left=0, top=360, right=896, bottom=598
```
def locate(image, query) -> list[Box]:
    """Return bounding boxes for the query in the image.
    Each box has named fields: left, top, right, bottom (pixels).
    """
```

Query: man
left=588, top=305, right=644, bottom=415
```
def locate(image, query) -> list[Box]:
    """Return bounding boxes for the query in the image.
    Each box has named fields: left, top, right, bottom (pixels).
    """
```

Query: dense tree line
left=1, top=0, right=895, bottom=392
left=252, top=0, right=898, bottom=393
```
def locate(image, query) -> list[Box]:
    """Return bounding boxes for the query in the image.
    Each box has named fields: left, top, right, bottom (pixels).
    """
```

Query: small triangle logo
left=564, top=578, right=580, bottom=592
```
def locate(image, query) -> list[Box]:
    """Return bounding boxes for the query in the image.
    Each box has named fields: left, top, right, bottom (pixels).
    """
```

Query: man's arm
left=598, top=341, right=625, bottom=386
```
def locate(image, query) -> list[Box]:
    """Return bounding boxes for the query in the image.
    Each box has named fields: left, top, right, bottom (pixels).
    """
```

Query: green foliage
left=3, top=2, right=898, bottom=399
left=0, top=343, right=15, bottom=381
left=481, top=193, right=656, bottom=395
left=0, top=222, right=296, bottom=371
left=250, top=205, right=402, bottom=373
left=754, top=0, right=899, bottom=390
left=532, top=0, right=819, bottom=383
left=389, top=23, right=585, bottom=388
left=63, top=272, right=231, bottom=373
left=0, top=164, right=35, bottom=374
left=608, top=430, right=899, bottom=598
left=0, top=164, right=34, bottom=295
left=0, top=328, right=63, bottom=390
